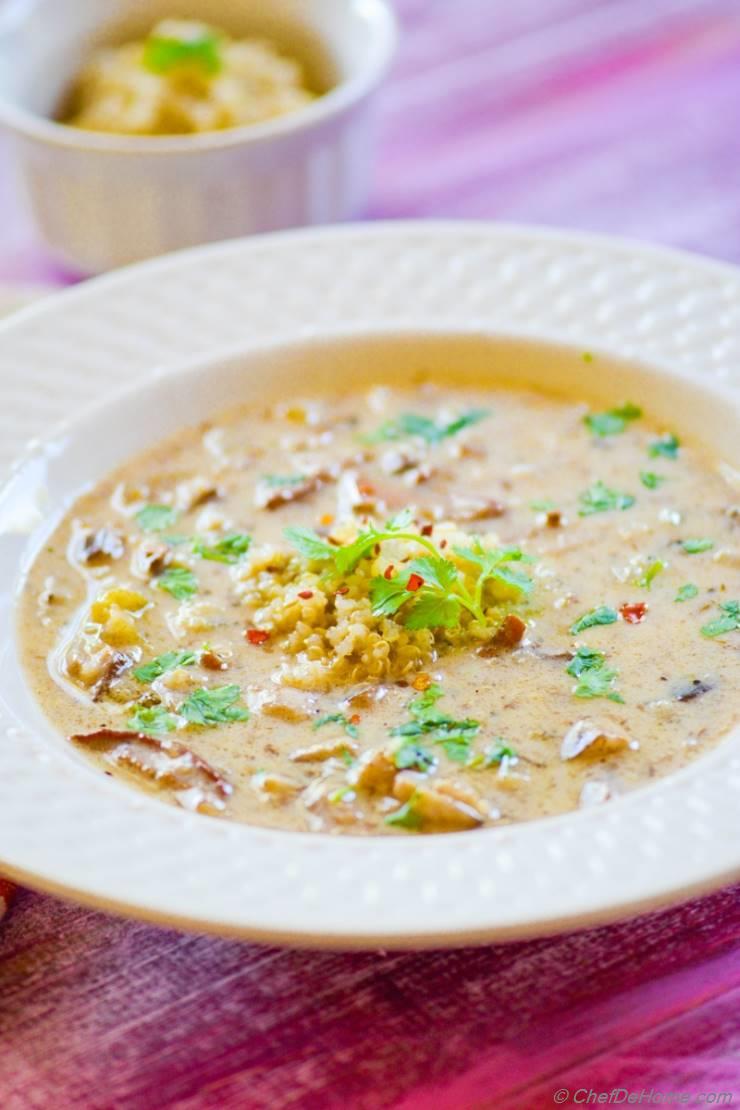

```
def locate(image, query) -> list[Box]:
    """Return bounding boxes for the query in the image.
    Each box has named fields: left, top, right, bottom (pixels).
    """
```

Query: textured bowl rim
left=0, top=0, right=398, bottom=155
left=0, top=220, right=738, bottom=949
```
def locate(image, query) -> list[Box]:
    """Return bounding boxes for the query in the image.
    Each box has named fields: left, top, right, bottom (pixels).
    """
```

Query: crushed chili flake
left=439, top=539, right=448, bottom=549
left=320, top=513, right=334, bottom=526
left=336, top=585, right=349, bottom=595
left=246, top=628, right=270, bottom=645
left=407, top=573, right=424, bottom=592
left=620, top=601, right=648, bottom=624
left=421, top=524, right=434, bottom=537
left=383, top=564, right=395, bottom=580
left=358, top=480, right=376, bottom=496
left=349, top=713, right=361, bottom=726
left=297, top=590, right=314, bottom=599
left=412, top=672, right=432, bottom=692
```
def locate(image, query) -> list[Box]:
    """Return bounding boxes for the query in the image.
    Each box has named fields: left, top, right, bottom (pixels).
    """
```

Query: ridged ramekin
left=0, top=0, right=397, bottom=274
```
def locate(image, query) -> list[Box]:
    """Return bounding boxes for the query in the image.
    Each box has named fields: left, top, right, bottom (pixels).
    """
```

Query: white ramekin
left=0, top=0, right=397, bottom=274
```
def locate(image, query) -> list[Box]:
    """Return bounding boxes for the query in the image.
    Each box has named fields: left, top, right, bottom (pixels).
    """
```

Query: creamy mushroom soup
left=20, top=383, right=740, bottom=834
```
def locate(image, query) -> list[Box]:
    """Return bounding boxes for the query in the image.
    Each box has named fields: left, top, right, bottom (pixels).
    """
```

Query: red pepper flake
left=246, top=628, right=270, bottom=645
left=336, top=585, right=349, bottom=595
left=349, top=713, right=361, bottom=726
left=383, top=564, right=395, bottom=580
left=358, top=480, right=376, bottom=496
left=439, top=539, right=448, bottom=549
left=620, top=601, right=648, bottom=624
left=412, top=672, right=432, bottom=692
left=421, top=524, right=434, bottom=537
left=320, top=513, right=334, bottom=526
left=407, top=573, right=425, bottom=592
left=297, top=590, right=314, bottom=599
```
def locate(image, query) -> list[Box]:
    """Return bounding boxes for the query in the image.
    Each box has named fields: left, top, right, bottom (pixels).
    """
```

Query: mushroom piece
left=348, top=748, right=397, bottom=794
left=290, top=739, right=358, bottom=763
left=392, top=772, right=483, bottom=831
left=70, top=729, right=232, bottom=813
left=477, top=614, right=527, bottom=656
left=131, top=537, right=172, bottom=579
left=561, top=719, right=634, bottom=761
left=447, top=497, right=506, bottom=522
left=254, top=468, right=334, bottom=511
left=73, top=526, right=126, bottom=565
left=90, top=650, right=133, bottom=702
left=251, top=771, right=302, bottom=799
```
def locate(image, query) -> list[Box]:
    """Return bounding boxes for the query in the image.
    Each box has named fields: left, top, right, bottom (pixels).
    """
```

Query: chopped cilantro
left=570, top=606, right=619, bottom=635
left=368, top=409, right=489, bottom=445
left=393, top=742, right=435, bottom=772
left=675, top=583, right=699, bottom=602
left=640, top=471, right=665, bottom=490
left=136, top=504, right=179, bottom=533
left=649, top=433, right=680, bottom=459
left=384, top=798, right=423, bottom=831
left=157, top=565, right=198, bottom=600
left=638, top=559, right=665, bottom=589
left=179, top=685, right=249, bottom=726
left=313, top=713, right=359, bottom=741
left=566, top=647, right=623, bottom=702
left=127, top=704, right=179, bottom=735
left=283, top=526, right=337, bottom=564
left=578, top=480, right=635, bottom=516
left=261, top=474, right=306, bottom=488
left=681, top=538, right=714, bottom=554
left=468, top=741, right=517, bottom=769
left=143, top=29, right=222, bottom=75
left=584, top=402, right=642, bottom=437
left=391, top=684, right=480, bottom=763
left=700, top=601, right=740, bottom=638
left=193, top=532, right=251, bottom=564
left=133, top=650, right=196, bottom=684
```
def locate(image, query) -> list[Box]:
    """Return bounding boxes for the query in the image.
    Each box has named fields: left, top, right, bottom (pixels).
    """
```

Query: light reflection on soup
left=19, top=382, right=740, bottom=834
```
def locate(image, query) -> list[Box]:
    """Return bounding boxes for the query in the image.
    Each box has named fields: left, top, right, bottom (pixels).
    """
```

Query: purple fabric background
left=1, top=1, right=739, bottom=1106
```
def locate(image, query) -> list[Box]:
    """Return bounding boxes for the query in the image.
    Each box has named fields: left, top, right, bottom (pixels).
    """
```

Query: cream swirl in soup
left=20, top=383, right=740, bottom=834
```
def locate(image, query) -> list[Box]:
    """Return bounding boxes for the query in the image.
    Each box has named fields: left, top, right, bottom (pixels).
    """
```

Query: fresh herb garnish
left=133, top=650, right=196, bottom=684
left=193, top=532, right=251, bottom=564
left=675, top=583, right=699, bottom=602
left=390, top=685, right=480, bottom=763
left=681, top=538, right=714, bottom=554
left=530, top=499, right=557, bottom=512
left=393, top=742, right=436, bottom=772
left=584, top=402, right=641, bottom=437
left=700, top=601, right=740, bottom=638
left=143, top=28, right=223, bottom=76
left=649, top=433, right=680, bottom=459
left=468, top=741, right=517, bottom=769
left=578, top=480, right=635, bottom=516
left=262, top=474, right=306, bottom=488
left=640, top=471, right=665, bottom=490
left=136, top=504, right=179, bottom=533
left=638, top=559, right=665, bottom=589
left=384, top=798, right=423, bottom=830
left=179, top=685, right=249, bottom=726
left=368, top=409, right=489, bottom=445
left=570, top=606, right=619, bottom=635
left=157, top=565, right=198, bottom=600
left=566, top=647, right=624, bottom=702
left=127, top=704, right=179, bottom=735
left=313, top=712, right=359, bottom=741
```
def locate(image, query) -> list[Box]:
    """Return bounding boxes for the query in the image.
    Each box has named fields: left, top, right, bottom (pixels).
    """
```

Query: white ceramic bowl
left=0, top=222, right=738, bottom=949
left=0, top=0, right=397, bottom=274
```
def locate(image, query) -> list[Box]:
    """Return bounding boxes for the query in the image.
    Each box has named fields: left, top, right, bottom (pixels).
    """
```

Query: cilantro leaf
left=565, top=646, right=623, bottom=701
left=127, top=704, right=179, bottom=735
left=136, top=504, right=179, bottom=533
left=369, top=409, right=489, bottom=445
left=283, top=526, right=336, bottom=563
left=384, top=799, right=423, bottom=830
left=584, top=402, right=642, bottom=437
left=649, top=433, right=680, bottom=459
left=675, top=583, right=699, bottom=602
left=701, top=601, right=740, bottom=638
left=394, top=742, right=435, bottom=772
left=468, top=741, right=518, bottom=769
left=640, top=471, right=665, bottom=490
left=179, top=685, right=249, bottom=726
left=579, top=481, right=635, bottom=516
left=638, top=559, right=665, bottom=589
left=193, top=532, right=251, bottom=564
left=143, top=29, right=223, bottom=75
left=404, top=594, right=462, bottom=630
left=681, top=538, right=714, bottom=554
left=262, top=474, right=307, bottom=488
left=157, top=565, right=198, bottom=600
left=313, top=712, right=359, bottom=741
left=369, top=575, right=410, bottom=617
left=133, top=650, right=196, bottom=684
left=566, top=646, right=605, bottom=677
left=570, top=606, right=619, bottom=635
left=391, top=685, right=480, bottom=761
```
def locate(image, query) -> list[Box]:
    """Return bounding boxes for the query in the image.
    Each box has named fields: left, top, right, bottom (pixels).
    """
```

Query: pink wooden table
left=1, top=2, right=739, bottom=1106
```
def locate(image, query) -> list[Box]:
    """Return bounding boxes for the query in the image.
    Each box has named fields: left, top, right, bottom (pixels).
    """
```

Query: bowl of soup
left=0, top=0, right=397, bottom=273
left=0, top=222, right=737, bottom=945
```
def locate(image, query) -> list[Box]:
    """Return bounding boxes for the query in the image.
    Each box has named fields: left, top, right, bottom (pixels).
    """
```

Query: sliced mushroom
left=290, top=739, right=358, bottom=763
left=90, top=650, right=133, bottom=702
left=673, top=678, right=714, bottom=703
left=70, top=729, right=232, bottom=813
left=251, top=771, right=302, bottom=799
left=254, top=468, right=334, bottom=511
left=131, top=537, right=172, bottom=579
left=348, top=748, right=397, bottom=793
left=392, top=772, right=483, bottom=830
left=561, top=719, right=633, bottom=761
left=477, top=614, right=527, bottom=656
left=447, top=497, right=506, bottom=523
left=73, top=526, right=126, bottom=565
left=175, top=476, right=220, bottom=511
